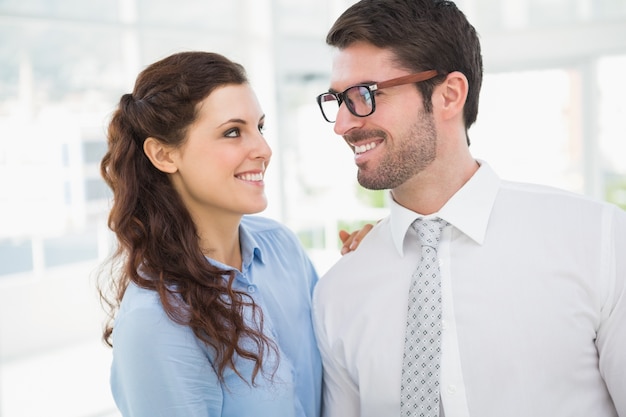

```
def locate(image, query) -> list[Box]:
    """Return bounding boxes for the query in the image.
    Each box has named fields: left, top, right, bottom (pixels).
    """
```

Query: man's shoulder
left=316, top=219, right=393, bottom=293
left=499, top=179, right=624, bottom=211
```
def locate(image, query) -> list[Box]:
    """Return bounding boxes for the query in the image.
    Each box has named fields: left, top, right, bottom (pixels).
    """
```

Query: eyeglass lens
left=319, top=85, right=373, bottom=123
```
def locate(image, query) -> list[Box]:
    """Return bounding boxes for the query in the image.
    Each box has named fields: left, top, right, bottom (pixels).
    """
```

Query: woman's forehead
left=196, top=84, right=264, bottom=123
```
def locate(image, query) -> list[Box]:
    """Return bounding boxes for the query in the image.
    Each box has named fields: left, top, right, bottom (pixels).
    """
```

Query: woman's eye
left=258, top=124, right=266, bottom=134
left=224, top=128, right=240, bottom=138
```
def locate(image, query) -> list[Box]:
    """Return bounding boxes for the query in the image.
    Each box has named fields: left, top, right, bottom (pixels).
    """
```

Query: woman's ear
left=438, top=71, right=469, bottom=121
left=143, top=137, right=178, bottom=174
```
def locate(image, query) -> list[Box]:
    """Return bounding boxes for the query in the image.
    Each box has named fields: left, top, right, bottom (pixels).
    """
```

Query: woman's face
left=168, top=83, right=272, bottom=221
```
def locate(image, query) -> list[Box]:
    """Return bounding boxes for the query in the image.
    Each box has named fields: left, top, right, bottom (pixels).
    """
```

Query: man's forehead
left=329, top=44, right=403, bottom=89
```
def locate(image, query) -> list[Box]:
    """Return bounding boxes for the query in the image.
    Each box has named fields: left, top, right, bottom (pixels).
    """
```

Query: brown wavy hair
left=98, top=51, right=276, bottom=384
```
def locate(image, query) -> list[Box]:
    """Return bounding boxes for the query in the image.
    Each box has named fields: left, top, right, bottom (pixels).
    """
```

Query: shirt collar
left=390, top=160, right=501, bottom=256
left=204, top=221, right=265, bottom=273
left=239, top=221, right=265, bottom=269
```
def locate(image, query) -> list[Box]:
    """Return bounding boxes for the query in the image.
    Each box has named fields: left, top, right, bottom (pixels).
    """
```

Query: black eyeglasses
left=316, top=70, right=438, bottom=123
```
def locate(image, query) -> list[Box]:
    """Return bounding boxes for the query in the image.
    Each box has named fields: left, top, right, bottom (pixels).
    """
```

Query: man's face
left=328, top=42, right=438, bottom=190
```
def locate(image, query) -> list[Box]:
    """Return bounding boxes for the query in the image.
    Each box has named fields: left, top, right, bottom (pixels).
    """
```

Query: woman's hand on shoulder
left=339, top=223, right=375, bottom=255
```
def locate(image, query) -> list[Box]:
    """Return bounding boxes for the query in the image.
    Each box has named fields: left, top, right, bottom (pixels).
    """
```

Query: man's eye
left=224, top=128, right=240, bottom=138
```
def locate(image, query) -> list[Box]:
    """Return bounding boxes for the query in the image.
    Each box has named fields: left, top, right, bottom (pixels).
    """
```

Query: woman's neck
left=196, top=213, right=243, bottom=270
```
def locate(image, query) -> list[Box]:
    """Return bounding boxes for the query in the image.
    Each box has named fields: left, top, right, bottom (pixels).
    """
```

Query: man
left=312, top=1, right=626, bottom=416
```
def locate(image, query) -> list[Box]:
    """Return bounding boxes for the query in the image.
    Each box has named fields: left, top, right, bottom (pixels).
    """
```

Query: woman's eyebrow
left=218, top=118, right=247, bottom=127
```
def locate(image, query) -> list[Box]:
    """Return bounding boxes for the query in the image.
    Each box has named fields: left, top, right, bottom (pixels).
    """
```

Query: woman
left=99, top=51, right=368, bottom=417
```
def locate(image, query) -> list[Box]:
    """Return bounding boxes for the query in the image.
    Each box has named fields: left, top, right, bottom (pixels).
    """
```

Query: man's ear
left=438, top=71, right=468, bottom=121
left=143, top=137, right=178, bottom=174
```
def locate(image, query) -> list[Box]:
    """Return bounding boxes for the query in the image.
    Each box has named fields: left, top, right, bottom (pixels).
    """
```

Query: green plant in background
left=605, top=174, right=626, bottom=211
left=356, top=186, right=387, bottom=208
left=297, top=227, right=326, bottom=250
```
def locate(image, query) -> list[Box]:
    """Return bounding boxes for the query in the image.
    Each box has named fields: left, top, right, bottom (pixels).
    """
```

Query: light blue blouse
left=110, top=216, right=322, bottom=417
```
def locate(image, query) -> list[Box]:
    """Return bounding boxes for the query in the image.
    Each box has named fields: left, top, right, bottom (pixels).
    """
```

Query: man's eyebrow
left=328, top=81, right=377, bottom=94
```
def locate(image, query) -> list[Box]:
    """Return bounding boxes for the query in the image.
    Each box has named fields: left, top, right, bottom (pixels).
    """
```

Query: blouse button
left=247, top=285, right=256, bottom=293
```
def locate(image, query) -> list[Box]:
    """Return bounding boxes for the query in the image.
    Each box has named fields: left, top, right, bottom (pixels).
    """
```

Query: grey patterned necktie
left=401, top=217, right=447, bottom=417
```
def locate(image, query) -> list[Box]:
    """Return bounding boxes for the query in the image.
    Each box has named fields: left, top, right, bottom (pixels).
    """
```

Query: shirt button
left=441, top=319, right=448, bottom=330
left=447, top=385, right=457, bottom=395
left=248, top=285, right=256, bottom=293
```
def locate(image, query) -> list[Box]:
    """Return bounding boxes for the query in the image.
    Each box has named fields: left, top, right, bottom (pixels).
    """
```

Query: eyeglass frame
left=316, top=69, right=439, bottom=123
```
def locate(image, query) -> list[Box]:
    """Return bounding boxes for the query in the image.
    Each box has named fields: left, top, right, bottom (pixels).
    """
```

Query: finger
left=346, top=223, right=374, bottom=251
left=353, top=223, right=373, bottom=244
left=339, top=230, right=357, bottom=255
left=338, top=229, right=351, bottom=244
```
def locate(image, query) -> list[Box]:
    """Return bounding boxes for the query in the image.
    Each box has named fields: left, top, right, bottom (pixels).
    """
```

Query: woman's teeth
left=237, top=173, right=263, bottom=181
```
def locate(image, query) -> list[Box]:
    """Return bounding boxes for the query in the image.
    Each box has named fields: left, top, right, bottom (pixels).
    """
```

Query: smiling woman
left=98, top=51, right=322, bottom=417
left=142, top=84, right=272, bottom=234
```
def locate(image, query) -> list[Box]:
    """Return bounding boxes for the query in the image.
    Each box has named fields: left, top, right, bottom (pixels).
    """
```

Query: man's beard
left=355, top=110, right=437, bottom=190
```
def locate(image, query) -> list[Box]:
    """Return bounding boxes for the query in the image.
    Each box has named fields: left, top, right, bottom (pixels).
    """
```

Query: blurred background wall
left=1, top=0, right=625, bottom=416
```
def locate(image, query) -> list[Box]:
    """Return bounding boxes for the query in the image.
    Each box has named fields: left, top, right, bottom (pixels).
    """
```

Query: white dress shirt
left=313, top=162, right=626, bottom=417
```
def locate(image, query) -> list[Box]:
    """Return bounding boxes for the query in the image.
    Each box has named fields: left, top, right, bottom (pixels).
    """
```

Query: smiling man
left=312, top=1, right=626, bottom=417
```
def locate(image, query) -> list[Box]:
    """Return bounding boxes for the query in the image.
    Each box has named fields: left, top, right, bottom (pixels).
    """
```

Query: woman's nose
left=253, top=133, right=272, bottom=160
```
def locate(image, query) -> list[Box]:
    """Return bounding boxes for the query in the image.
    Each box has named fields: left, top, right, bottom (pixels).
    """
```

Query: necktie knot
left=411, top=218, right=446, bottom=249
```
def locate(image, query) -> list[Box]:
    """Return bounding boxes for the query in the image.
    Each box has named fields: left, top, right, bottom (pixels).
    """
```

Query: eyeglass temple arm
left=373, top=70, right=439, bottom=90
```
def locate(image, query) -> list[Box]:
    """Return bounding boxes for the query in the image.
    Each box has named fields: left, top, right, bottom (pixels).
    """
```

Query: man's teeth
left=354, top=141, right=378, bottom=154
left=237, top=173, right=263, bottom=181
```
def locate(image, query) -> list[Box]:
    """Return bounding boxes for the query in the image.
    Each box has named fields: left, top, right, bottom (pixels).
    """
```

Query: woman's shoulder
left=240, top=215, right=305, bottom=254
left=118, top=281, right=162, bottom=313
left=114, top=283, right=197, bottom=348
left=241, top=214, right=286, bottom=232
left=240, top=215, right=296, bottom=241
